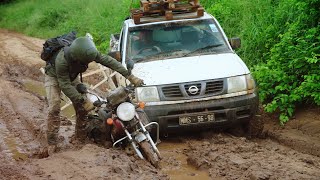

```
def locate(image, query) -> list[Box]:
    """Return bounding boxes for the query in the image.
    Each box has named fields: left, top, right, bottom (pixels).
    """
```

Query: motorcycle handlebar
left=76, top=83, right=88, bottom=94
left=125, top=83, right=145, bottom=91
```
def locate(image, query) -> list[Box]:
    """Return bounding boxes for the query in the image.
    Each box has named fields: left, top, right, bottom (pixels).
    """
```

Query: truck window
left=127, top=19, right=231, bottom=62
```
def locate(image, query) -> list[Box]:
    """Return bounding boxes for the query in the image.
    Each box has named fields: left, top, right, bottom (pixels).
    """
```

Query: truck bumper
left=144, top=92, right=259, bottom=134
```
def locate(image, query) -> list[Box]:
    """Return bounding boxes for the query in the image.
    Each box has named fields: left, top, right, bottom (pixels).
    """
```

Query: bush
left=204, top=0, right=275, bottom=66
left=0, top=0, right=15, bottom=4
left=204, top=0, right=319, bottom=123
left=252, top=0, right=320, bottom=124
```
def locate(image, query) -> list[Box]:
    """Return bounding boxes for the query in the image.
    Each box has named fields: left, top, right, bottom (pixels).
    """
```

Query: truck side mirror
left=228, top=37, right=241, bottom=49
left=108, top=51, right=122, bottom=62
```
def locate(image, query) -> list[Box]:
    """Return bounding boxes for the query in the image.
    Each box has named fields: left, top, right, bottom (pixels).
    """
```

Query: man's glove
left=127, top=74, right=144, bottom=87
left=83, top=98, right=95, bottom=112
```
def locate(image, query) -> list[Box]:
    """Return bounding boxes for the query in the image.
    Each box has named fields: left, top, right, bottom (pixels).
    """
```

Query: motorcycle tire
left=139, top=140, right=160, bottom=168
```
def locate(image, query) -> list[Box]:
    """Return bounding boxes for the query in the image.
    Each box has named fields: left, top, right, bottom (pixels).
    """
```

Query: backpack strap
left=63, top=46, right=72, bottom=63
left=63, top=47, right=83, bottom=83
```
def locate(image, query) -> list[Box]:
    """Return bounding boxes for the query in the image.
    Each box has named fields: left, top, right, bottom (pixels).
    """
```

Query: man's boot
left=47, top=113, right=60, bottom=144
left=74, top=105, right=88, bottom=142
left=46, top=114, right=60, bottom=155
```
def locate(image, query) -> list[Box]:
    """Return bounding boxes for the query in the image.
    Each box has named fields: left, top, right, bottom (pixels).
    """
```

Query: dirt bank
left=0, top=29, right=319, bottom=180
left=265, top=107, right=320, bottom=157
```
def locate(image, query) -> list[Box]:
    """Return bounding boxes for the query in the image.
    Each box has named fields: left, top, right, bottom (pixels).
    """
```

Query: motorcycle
left=76, top=84, right=162, bottom=167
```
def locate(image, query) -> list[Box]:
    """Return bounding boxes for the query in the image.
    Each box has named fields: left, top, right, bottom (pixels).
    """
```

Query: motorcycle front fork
left=124, top=129, right=144, bottom=159
left=138, top=121, right=162, bottom=159
left=112, top=118, right=161, bottom=160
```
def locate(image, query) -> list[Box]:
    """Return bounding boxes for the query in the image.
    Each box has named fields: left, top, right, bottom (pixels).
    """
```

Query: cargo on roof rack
left=130, top=0, right=204, bottom=24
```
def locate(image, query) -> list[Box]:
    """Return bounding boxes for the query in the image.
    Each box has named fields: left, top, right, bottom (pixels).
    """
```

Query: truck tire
left=244, top=115, right=264, bottom=138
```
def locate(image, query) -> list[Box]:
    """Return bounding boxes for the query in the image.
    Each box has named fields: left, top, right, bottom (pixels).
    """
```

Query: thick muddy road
left=0, top=29, right=319, bottom=180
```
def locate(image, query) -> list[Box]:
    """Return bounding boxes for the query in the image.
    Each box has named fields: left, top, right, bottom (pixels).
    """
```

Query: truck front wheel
left=243, top=115, right=264, bottom=138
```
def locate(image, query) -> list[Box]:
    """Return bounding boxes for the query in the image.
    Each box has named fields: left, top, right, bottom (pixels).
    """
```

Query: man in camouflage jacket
left=44, top=37, right=143, bottom=151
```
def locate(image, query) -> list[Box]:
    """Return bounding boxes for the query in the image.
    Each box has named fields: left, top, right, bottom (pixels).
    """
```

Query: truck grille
left=160, top=80, right=224, bottom=100
left=162, top=85, right=183, bottom=98
left=205, top=81, right=223, bottom=94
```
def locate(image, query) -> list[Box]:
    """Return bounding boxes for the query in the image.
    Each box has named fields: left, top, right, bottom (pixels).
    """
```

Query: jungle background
left=0, top=0, right=319, bottom=124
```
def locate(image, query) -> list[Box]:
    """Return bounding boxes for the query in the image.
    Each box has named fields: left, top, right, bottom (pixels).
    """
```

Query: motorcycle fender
left=135, top=132, right=147, bottom=143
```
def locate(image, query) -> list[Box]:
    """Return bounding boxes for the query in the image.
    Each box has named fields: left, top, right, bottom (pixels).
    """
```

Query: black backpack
left=40, top=31, right=77, bottom=63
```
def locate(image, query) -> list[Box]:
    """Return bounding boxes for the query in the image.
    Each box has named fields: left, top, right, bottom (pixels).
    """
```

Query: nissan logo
left=188, top=85, right=199, bottom=95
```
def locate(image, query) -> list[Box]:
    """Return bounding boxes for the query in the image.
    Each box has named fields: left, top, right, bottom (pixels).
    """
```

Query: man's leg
left=73, top=104, right=88, bottom=142
left=45, top=74, right=61, bottom=145
left=71, top=77, right=88, bottom=142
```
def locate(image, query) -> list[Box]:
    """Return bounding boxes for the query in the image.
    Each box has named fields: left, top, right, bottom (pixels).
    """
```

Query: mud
left=184, top=133, right=320, bottom=180
left=0, top=29, right=169, bottom=179
left=159, top=140, right=210, bottom=179
left=0, top=29, right=320, bottom=180
left=31, top=144, right=167, bottom=180
left=264, top=107, right=320, bottom=157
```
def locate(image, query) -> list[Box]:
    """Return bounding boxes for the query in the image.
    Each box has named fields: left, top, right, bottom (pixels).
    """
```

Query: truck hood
left=132, top=53, right=250, bottom=86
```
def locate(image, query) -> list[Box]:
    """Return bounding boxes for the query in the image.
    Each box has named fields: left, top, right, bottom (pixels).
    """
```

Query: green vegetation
left=204, top=0, right=320, bottom=124
left=1, top=0, right=319, bottom=124
left=0, top=0, right=136, bottom=51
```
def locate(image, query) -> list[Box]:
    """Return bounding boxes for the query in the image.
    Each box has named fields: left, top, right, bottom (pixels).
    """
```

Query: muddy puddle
left=0, top=123, right=28, bottom=161
left=24, top=80, right=76, bottom=120
left=159, top=141, right=210, bottom=180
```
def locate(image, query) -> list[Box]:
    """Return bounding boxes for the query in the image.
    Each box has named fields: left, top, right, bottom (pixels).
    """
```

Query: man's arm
left=95, top=54, right=130, bottom=77
left=55, top=52, right=84, bottom=104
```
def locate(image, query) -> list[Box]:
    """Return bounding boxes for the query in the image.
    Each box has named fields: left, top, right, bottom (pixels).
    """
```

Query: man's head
left=69, top=37, right=98, bottom=64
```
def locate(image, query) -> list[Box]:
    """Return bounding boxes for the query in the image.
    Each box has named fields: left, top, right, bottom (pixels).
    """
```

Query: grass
left=0, top=0, right=135, bottom=51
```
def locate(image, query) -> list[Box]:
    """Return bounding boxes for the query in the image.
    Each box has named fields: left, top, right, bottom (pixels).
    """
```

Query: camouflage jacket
left=45, top=49, right=129, bottom=104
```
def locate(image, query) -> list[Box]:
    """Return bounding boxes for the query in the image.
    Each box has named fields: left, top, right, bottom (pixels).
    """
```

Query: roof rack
left=130, top=0, right=204, bottom=24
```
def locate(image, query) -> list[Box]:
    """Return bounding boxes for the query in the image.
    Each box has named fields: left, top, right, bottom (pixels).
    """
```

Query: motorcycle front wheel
left=139, top=140, right=160, bottom=168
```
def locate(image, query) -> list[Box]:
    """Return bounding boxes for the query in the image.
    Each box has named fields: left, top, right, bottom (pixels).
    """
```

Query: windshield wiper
left=133, top=49, right=185, bottom=63
left=153, top=49, right=185, bottom=56
left=182, top=44, right=223, bottom=57
left=133, top=57, right=145, bottom=63
left=141, top=49, right=186, bottom=60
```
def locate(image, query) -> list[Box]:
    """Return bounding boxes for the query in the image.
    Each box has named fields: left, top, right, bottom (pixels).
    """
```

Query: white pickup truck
left=109, top=8, right=260, bottom=136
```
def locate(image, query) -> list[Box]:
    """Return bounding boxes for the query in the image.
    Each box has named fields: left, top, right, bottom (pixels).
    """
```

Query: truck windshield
left=127, top=19, right=231, bottom=62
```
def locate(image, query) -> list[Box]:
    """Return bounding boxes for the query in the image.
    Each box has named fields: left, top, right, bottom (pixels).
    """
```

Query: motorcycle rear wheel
left=140, top=140, right=160, bottom=168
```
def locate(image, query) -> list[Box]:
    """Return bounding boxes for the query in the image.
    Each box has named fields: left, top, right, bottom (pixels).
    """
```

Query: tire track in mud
left=0, top=30, right=47, bottom=164
left=0, top=79, right=46, bottom=159
left=0, top=29, right=44, bottom=81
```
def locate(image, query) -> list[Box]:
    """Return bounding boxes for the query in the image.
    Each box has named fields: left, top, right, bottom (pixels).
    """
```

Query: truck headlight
left=227, top=74, right=256, bottom=93
left=117, top=102, right=136, bottom=121
left=245, top=74, right=256, bottom=90
left=227, top=75, right=247, bottom=93
left=136, top=86, right=160, bottom=102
